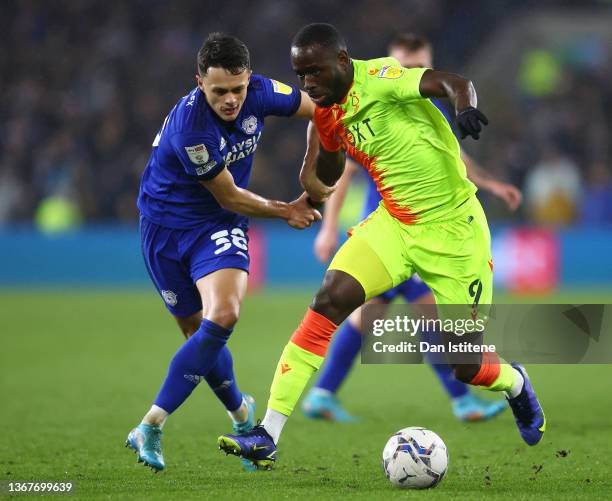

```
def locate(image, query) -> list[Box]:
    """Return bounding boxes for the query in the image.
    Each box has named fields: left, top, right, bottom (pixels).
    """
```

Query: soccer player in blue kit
left=302, top=34, right=523, bottom=423
left=125, top=33, right=322, bottom=471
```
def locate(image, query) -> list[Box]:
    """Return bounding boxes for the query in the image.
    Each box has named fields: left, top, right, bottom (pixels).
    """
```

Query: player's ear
left=337, top=50, right=350, bottom=69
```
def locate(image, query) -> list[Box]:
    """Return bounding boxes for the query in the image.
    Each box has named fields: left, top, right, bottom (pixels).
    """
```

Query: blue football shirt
left=138, top=75, right=301, bottom=229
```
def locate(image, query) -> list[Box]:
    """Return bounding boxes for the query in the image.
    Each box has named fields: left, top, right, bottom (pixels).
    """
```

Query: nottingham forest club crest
left=241, top=115, right=258, bottom=134
left=349, top=91, right=360, bottom=113
left=378, top=65, right=404, bottom=79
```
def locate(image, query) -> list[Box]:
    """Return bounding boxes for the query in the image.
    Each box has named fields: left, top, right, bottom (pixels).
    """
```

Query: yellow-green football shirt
left=313, top=57, right=476, bottom=224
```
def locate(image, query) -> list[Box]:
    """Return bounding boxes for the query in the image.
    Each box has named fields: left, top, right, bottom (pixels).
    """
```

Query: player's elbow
left=215, top=191, right=240, bottom=212
left=439, top=72, right=473, bottom=98
left=454, top=75, right=475, bottom=96
left=298, top=167, right=310, bottom=187
left=216, top=198, right=232, bottom=211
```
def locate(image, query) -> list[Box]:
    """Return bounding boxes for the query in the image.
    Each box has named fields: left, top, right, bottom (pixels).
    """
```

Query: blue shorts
left=140, top=215, right=250, bottom=317
left=377, top=274, right=431, bottom=303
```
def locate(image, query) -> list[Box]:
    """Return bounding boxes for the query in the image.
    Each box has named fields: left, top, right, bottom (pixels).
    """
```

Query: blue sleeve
left=256, top=75, right=301, bottom=117
left=170, top=132, right=225, bottom=181
left=431, top=98, right=456, bottom=134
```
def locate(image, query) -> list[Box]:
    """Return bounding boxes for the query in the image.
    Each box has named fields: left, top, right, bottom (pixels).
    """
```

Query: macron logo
left=280, top=363, right=291, bottom=374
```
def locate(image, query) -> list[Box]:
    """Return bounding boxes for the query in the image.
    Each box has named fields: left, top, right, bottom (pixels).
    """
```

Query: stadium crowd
left=1, top=0, right=611, bottom=226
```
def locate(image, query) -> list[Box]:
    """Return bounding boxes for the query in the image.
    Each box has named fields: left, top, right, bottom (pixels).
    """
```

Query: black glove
left=456, top=107, right=489, bottom=140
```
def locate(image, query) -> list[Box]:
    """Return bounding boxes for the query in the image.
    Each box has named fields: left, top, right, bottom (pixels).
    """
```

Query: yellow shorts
left=329, top=196, right=493, bottom=310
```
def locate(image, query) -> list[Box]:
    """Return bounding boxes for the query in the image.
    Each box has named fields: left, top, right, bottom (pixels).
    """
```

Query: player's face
left=291, top=45, right=350, bottom=107
left=389, top=47, right=433, bottom=69
left=197, top=67, right=251, bottom=121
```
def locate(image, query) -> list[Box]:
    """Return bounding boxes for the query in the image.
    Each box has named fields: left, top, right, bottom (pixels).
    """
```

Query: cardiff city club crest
left=241, top=115, right=258, bottom=134
left=161, top=290, right=178, bottom=307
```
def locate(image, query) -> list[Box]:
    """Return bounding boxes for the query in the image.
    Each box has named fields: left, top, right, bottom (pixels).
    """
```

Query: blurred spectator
left=518, top=49, right=563, bottom=98
left=0, top=166, right=26, bottom=223
left=580, top=161, right=612, bottom=224
left=524, top=144, right=582, bottom=225
left=0, top=0, right=610, bottom=227
left=35, top=194, right=82, bottom=234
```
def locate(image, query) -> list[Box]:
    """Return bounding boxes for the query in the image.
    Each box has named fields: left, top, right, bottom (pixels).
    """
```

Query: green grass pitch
left=1, top=289, right=611, bottom=500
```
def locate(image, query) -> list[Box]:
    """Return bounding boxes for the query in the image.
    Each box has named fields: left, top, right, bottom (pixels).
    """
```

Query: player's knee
left=312, top=287, right=353, bottom=316
left=453, top=364, right=480, bottom=384
left=312, top=288, right=335, bottom=316
left=206, top=301, right=241, bottom=330
left=311, top=271, right=365, bottom=324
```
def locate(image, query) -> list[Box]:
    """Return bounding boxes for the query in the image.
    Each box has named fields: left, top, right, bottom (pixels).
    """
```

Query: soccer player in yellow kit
left=219, top=23, right=545, bottom=468
left=303, top=33, right=521, bottom=423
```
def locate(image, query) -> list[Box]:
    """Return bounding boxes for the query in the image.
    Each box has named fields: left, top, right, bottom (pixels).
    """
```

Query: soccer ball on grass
left=381, top=427, right=448, bottom=489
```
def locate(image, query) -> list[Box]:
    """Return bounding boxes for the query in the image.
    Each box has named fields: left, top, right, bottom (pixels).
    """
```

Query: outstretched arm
left=300, top=121, right=344, bottom=203
left=419, top=73, right=519, bottom=208
left=313, top=158, right=360, bottom=263
left=462, top=151, right=523, bottom=211
left=200, top=169, right=321, bottom=229
left=419, top=69, right=489, bottom=139
left=293, top=90, right=316, bottom=119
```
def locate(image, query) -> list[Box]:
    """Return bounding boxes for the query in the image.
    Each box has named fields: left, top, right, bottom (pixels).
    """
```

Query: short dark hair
left=197, top=32, right=250, bottom=75
left=292, top=23, right=347, bottom=51
left=388, top=33, right=432, bottom=54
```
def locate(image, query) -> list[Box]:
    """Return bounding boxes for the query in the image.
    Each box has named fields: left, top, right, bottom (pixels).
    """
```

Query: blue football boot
left=218, top=425, right=277, bottom=470
left=507, top=364, right=546, bottom=445
left=125, top=423, right=165, bottom=472
left=302, top=389, right=359, bottom=422
left=452, top=393, right=507, bottom=422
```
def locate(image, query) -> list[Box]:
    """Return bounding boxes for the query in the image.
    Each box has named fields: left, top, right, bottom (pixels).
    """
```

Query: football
left=381, top=427, right=448, bottom=489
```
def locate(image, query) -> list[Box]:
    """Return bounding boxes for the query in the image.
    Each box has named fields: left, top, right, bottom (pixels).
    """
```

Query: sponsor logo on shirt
left=223, top=132, right=262, bottom=166
left=196, top=160, right=217, bottom=176
left=271, top=79, right=293, bottom=95
left=184, top=144, right=210, bottom=165
left=378, top=65, right=404, bottom=79
left=241, top=115, right=258, bottom=134
left=339, top=118, right=376, bottom=147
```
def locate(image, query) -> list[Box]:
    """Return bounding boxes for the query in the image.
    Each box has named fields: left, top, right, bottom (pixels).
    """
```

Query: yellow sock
left=268, top=342, right=324, bottom=415
left=484, top=363, right=516, bottom=392
left=471, top=353, right=522, bottom=395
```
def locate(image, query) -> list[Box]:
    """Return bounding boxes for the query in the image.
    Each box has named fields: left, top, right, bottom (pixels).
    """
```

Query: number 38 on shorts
left=211, top=227, right=248, bottom=255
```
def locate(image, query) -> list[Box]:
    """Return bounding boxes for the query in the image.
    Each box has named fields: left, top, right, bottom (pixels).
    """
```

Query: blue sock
left=316, top=321, right=362, bottom=394
left=154, top=319, right=232, bottom=414
left=420, top=329, right=469, bottom=399
left=204, top=346, right=243, bottom=412
left=428, top=362, right=469, bottom=399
